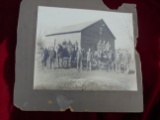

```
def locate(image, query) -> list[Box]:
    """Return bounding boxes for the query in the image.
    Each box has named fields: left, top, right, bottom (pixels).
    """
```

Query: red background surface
left=0, top=0, right=160, bottom=120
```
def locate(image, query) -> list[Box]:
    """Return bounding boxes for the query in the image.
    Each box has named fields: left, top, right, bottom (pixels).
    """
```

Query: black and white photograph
left=33, top=6, right=137, bottom=91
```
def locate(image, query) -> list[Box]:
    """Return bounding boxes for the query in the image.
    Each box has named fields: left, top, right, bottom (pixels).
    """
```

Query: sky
left=36, top=6, right=135, bottom=50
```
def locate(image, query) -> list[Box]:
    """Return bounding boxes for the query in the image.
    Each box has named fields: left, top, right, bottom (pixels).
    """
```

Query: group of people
left=40, top=40, right=132, bottom=73
left=40, top=40, right=93, bottom=71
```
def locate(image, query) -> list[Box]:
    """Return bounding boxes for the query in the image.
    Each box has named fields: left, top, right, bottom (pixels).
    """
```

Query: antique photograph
left=33, top=6, right=137, bottom=91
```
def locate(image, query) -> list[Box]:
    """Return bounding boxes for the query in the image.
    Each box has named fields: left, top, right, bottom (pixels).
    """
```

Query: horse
left=121, top=51, right=132, bottom=73
left=100, top=51, right=112, bottom=71
left=115, top=50, right=131, bottom=73
left=93, top=50, right=102, bottom=70
left=57, top=44, right=71, bottom=68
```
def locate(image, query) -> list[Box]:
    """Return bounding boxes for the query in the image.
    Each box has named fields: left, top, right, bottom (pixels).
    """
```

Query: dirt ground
left=34, top=67, right=137, bottom=91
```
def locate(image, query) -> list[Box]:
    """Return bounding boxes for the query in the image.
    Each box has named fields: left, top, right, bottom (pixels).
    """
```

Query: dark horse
left=57, top=44, right=71, bottom=68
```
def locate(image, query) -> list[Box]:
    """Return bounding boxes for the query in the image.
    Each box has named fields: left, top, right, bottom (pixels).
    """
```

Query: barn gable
left=45, top=19, right=116, bottom=52
left=82, top=19, right=115, bottom=40
left=46, top=19, right=115, bottom=38
left=80, top=19, right=116, bottom=52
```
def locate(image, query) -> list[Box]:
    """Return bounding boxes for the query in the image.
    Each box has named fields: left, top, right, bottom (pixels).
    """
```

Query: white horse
left=115, top=50, right=131, bottom=73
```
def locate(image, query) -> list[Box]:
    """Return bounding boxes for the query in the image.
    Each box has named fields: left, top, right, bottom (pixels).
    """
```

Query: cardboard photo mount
left=14, top=0, right=143, bottom=112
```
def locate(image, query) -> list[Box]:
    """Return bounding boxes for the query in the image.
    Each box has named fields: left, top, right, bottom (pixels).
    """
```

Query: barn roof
left=46, top=19, right=103, bottom=37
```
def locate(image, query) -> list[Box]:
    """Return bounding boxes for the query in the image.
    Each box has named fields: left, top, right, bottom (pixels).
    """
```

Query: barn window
left=99, top=26, right=103, bottom=35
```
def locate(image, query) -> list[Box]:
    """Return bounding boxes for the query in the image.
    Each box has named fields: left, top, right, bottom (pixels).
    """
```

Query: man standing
left=87, top=48, right=92, bottom=71
left=49, top=47, right=56, bottom=69
left=42, top=47, right=49, bottom=69
left=71, top=47, right=76, bottom=68
left=76, top=48, right=82, bottom=71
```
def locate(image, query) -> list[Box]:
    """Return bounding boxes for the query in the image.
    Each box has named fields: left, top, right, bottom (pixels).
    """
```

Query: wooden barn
left=45, top=19, right=115, bottom=52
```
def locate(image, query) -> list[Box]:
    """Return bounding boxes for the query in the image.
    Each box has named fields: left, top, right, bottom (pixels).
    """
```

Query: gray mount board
left=14, top=0, right=143, bottom=112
